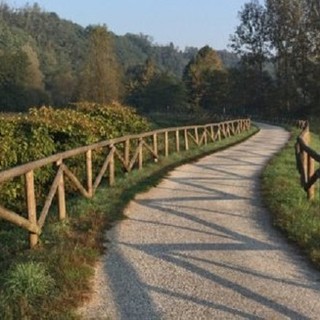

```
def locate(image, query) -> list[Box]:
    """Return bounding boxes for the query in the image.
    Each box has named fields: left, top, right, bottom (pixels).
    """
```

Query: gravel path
left=79, top=123, right=320, bottom=320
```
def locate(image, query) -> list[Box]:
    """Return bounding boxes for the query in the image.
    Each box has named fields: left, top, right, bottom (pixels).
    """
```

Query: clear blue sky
left=6, top=0, right=249, bottom=50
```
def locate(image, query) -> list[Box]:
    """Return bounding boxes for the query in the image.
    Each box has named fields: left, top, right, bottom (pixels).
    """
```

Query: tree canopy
left=230, top=0, right=320, bottom=117
left=0, top=3, right=238, bottom=113
left=2, top=1, right=318, bottom=119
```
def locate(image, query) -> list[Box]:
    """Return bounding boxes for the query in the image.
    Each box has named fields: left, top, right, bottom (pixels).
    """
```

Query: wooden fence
left=0, top=119, right=251, bottom=248
left=295, top=121, right=320, bottom=200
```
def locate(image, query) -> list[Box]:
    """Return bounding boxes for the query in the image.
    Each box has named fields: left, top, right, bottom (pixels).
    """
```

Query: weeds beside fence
left=0, top=119, right=251, bottom=248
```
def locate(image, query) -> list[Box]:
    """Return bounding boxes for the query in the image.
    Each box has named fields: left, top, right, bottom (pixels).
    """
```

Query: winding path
left=79, top=123, right=320, bottom=319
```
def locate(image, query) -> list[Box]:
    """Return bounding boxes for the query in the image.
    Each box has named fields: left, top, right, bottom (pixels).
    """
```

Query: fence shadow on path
left=104, top=193, right=319, bottom=319
left=101, top=125, right=320, bottom=319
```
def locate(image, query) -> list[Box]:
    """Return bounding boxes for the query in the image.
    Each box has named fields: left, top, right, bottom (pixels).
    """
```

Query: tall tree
left=0, top=49, right=29, bottom=110
left=125, top=57, right=158, bottom=109
left=230, top=0, right=271, bottom=113
left=230, top=0, right=269, bottom=74
left=183, top=45, right=223, bottom=110
left=78, top=25, right=123, bottom=103
left=200, top=69, right=230, bottom=113
left=266, top=0, right=305, bottom=113
left=137, top=72, right=187, bottom=113
left=21, top=44, right=44, bottom=90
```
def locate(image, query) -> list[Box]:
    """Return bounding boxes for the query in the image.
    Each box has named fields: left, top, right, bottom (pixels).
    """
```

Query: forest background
left=0, top=0, right=319, bottom=118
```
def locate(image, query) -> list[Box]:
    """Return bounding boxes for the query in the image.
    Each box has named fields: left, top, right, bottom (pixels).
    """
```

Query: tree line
left=231, top=0, right=320, bottom=117
left=0, top=3, right=237, bottom=114
left=0, top=1, right=318, bottom=118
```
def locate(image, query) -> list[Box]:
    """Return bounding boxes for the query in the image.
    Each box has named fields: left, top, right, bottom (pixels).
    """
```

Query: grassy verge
left=0, top=126, right=258, bottom=319
left=261, top=127, right=320, bottom=267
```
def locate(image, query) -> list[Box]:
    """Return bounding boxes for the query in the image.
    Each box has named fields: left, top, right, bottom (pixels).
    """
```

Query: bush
left=0, top=115, right=56, bottom=211
left=0, top=261, right=55, bottom=318
left=0, top=102, right=150, bottom=211
left=75, top=101, right=151, bottom=138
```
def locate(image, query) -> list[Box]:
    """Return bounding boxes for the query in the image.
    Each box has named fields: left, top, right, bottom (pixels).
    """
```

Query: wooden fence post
left=138, top=138, right=143, bottom=169
left=175, top=130, right=180, bottom=152
left=210, top=125, right=214, bottom=141
left=195, top=127, right=199, bottom=145
left=56, top=160, right=66, bottom=221
left=236, top=121, right=240, bottom=134
left=165, top=131, right=169, bottom=157
left=302, top=131, right=310, bottom=186
left=307, top=155, right=315, bottom=200
left=153, top=133, right=158, bottom=160
left=218, top=125, right=221, bottom=141
left=25, top=170, right=38, bottom=248
left=231, top=122, right=235, bottom=135
left=184, top=129, right=189, bottom=150
left=109, top=145, right=115, bottom=185
left=226, top=123, right=231, bottom=136
left=86, top=150, right=93, bottom=197
left=124, top=139, right=130, bottom=170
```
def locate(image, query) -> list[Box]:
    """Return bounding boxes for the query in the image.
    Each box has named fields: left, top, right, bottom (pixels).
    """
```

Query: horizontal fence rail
left=251, top=115, right=308, bottom=130
left=295, top=121, right=320, bottom=200
left=0, top=119, right=251, bottom=248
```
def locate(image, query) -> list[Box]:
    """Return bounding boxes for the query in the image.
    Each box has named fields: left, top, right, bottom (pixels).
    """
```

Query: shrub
left=75, top=101, right=151, bottom=138
left=0, top=261, right=55, bottom=318
left=0, top=102, right=150, bottom=212
left=0, top=116, right=56, bottom=211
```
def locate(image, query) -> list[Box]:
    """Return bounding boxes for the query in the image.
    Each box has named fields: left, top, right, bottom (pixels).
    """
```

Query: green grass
left=1, top=262, right=55, bottom=318
left=261, top=127, right=320, bottom=267
left=0, top=125, right=258, bottom=319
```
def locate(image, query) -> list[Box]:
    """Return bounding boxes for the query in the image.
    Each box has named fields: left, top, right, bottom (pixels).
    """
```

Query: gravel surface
left=79, top=123, right=320, bottom=319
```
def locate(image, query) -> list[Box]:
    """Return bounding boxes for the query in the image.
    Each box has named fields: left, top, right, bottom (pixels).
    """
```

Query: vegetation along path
left=79, top=123, right=320, bottom=319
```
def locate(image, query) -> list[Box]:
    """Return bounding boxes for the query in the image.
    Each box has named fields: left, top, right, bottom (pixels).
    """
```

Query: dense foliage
left=0, top=103, right=150, bottom=210
left=183, top=46, right=224, bottom=111
left=230, top=0, right=320, bottom=117
left=1, top=1, right=319, bottom=118
left=0, top=2, right=239, bottom=114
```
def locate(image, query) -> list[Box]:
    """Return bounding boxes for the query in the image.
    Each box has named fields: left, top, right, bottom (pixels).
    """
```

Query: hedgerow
left=0, top=102, right=150, bottom=212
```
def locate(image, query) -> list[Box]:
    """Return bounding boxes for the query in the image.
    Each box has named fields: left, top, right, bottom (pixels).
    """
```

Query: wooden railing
left=295, top=121, right=320, bottom=200
left=251, top=115, right=308, bottom=130
left=0, top=119, right=251, bottom=248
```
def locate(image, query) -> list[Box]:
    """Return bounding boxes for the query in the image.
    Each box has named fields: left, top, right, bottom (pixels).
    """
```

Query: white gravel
left=79, top=123, right=320, bottom=320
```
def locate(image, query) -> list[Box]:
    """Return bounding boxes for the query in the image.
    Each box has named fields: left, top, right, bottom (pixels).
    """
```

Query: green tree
left=230, top=0, right=269, bottom=74
left=78, top=25, right=123, bottom=103
left=230, top=0, right=271, bottom=113
left=47, top=66, right=75, bottom=106
left=200, top=70, right=230, bottom=113
left=140, top=73, right=187, bottom=112
left=183, top=45, right=223, bottom=110
left=266, top=0, right=306, bottom=113
left=230, top=0, right=320, bottom=117
left=21, top=44, right=44, bottom=90
left=125, top=57, right=158, bottom=109
left=0, top=50, right=29, bottom=111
